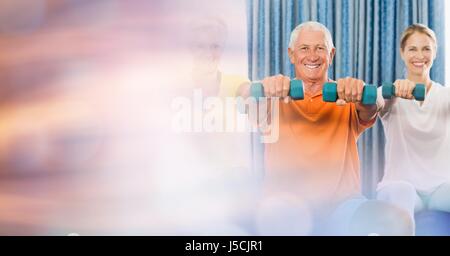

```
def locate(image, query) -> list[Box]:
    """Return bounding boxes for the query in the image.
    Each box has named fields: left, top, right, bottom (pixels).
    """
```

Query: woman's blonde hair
left=400, top=23, right=437, bottom=52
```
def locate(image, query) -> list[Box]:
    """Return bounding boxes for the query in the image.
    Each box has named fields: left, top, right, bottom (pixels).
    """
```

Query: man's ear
left=329, top=48, right=336, bottom=65
left=288, top=47, right=295, bottom=64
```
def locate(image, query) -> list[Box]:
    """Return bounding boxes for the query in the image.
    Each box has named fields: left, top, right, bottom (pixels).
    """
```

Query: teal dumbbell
left=381, top=82, right=425, bottom=101
left=323, top=82, right=377, bottom=105
left=251, top=79, right=304, bottom=100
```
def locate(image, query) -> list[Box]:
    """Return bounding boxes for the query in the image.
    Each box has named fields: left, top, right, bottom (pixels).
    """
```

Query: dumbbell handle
left=382, top=82, right=425, bottom=101
left=323, top=82, right=378, bottom=105
left=250, top=79, right=304, bottom=100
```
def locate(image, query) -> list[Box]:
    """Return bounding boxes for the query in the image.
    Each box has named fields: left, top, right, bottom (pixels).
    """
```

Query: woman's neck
left=406, top=73, right=432, bottom=90
left=192, top=70, right=221, bottom=96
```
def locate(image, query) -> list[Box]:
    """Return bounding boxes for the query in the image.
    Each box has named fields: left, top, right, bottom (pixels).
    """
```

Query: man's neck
left=299, top=76, right=328, bottom=96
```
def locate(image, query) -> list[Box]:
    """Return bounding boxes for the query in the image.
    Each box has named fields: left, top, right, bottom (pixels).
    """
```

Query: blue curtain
left=247, top=0, right=446, bottom=198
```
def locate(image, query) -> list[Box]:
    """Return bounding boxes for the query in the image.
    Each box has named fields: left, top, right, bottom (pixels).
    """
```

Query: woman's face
left=401, top=32, right=436, bottom=78
left=189, top=29, right=224, bottom=75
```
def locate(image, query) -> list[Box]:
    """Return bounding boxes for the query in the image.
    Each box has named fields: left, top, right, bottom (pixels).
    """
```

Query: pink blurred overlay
left=0, top=0, right=257, bottom=235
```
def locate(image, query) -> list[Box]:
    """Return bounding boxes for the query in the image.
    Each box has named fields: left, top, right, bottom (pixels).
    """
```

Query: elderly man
left=238, top=21, right=413, bottom=235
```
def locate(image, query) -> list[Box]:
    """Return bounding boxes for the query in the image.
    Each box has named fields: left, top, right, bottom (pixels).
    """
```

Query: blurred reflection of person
left=159, top=16, right=256, bottom=234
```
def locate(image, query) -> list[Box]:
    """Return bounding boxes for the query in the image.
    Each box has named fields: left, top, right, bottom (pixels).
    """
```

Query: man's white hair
left=288, top=21, right=334, bottom=52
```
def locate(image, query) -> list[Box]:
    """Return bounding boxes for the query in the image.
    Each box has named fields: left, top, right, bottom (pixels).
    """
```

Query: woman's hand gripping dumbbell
left=382, top=80, right=426, bottom=101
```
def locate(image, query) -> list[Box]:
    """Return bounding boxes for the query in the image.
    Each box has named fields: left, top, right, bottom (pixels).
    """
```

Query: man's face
left=288, top=29, right=335, bottom=82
